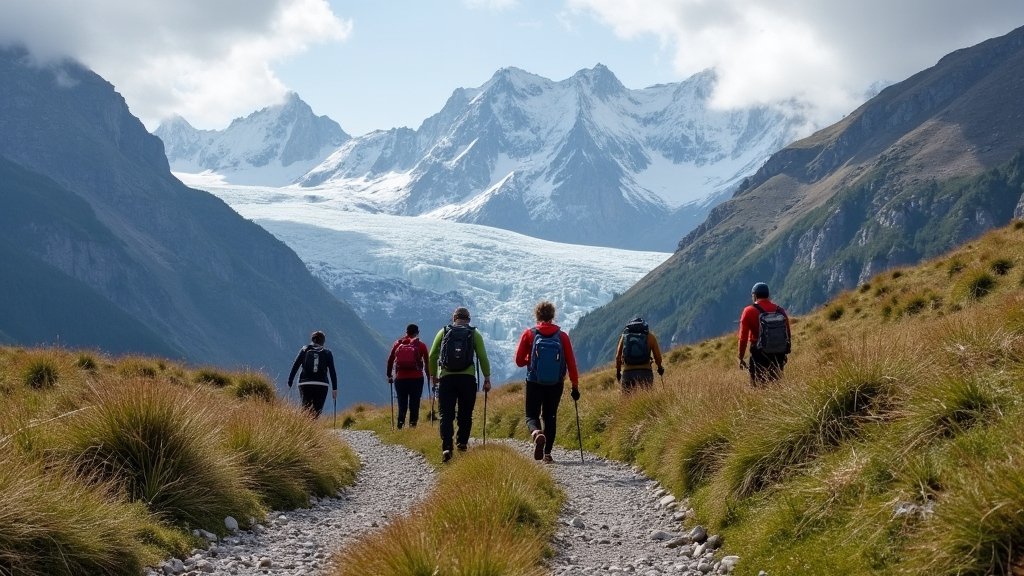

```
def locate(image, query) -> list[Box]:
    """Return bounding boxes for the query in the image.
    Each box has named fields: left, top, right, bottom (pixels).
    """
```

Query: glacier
left=190, top=176, right=670, bottom=382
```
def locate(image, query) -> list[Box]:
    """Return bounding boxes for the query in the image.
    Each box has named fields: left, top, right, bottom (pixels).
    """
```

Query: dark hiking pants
left=438, top=374, right=477, bottom=451
left=621, top=369, right=654, bottom=393
left=525, top=381, right=564, bottom=454
left=749, top=349, right=787, bottom=386
left=298, top=383, right=329, bottom=417
left=394, top=377, right=424, bottom=428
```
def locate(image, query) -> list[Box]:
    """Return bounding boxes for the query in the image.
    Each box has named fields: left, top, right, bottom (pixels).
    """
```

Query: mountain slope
left=154, top=92, right=349, bottom=186
left=0, top=47, right=386, bottom=404
left=195, top=66, right=809, bottom=251
left=571, top=24, right=1024, bottom=369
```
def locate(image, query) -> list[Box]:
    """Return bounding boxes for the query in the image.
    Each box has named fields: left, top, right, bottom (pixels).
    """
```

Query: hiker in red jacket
left=738, top=282, right=792, bottom=386
left=387, top=324, right=430, bottom=428
left=514, top=301, right=580, bottom=463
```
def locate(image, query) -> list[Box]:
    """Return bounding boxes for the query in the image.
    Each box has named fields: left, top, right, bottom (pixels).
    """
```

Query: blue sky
left=2, top=1, right=1024, bottom=136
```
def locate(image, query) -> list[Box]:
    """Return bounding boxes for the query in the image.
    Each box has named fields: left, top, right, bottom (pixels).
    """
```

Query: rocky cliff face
left=0, top=47, right=386, bottom=405
left=571, top=25, right=1024, bottom=368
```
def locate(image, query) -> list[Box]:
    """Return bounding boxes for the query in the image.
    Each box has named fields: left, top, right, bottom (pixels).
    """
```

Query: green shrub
left=54, top=380, right=263, bottom=532
left=947, top=259, right=967, bottom=277
left=231, top=372, right=275, bottom=402
left=956, top=269, right=997, bottom=300
left=859, top=283, right=872, bottom=293
left=1014, top=220, right=1024, bottom=230
left=892, top=270, right=904, bottom=279
left=826, top=305, right=845, bottom=321
left=193, top=368, right=232, bottom=388
left=22, top=358, right=58, bottom=389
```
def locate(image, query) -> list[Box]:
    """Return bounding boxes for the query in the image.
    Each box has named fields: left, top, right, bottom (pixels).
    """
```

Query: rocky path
left=149, top=430, right=435, bottom=576
left=505, top=440, right=743, bottom=576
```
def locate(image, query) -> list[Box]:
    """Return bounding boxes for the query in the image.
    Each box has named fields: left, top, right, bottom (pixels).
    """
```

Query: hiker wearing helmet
left=387, top=323, right=430, bottom=429
left=428, top=307, right=492, bottom=463
left=514, top=301, right=580, bottom=463
left=738, top=282, right=792, bottom=386
left=287, top=330, right=338, bottom=417
left=615, top=317, right=664, bottom=392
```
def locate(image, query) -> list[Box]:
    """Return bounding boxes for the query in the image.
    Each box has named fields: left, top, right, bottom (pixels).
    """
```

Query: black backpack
left=622, top=323, right=650, bottom=365
left=302, top=345, right=329, bottom=381
left=440, top=324, right=476, bottom=371
left=753, top=303, right=790, bottom=355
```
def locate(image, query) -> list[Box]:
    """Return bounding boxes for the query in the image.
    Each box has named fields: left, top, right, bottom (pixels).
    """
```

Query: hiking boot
left=542, top=453, right=554, bottom=463
left=442, top=450, right=452, bottom=463
left=531, top=430, right=545, bottom=461
left=456, top=443, right=468, bottom=452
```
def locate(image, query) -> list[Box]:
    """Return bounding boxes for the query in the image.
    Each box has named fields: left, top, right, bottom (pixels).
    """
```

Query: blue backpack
left=528, top=328, right=565, bottom=385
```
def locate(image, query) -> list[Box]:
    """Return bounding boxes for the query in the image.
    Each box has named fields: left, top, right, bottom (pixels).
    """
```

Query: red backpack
left=395, top=338, right=420, bottom=371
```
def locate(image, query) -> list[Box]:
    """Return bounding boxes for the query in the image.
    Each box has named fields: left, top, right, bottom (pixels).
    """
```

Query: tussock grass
left=333, top=445, right=559, bottom=576
left=0, top=449, right=189, bottom=576
left=224, top=401, right=357, bottom=509
left=231, top=371, right=275, bottom=401
left=51, top=380, right=263, bottom=531
left=21, top=357, right=58, bottom=390
left=193, top=367, right=232, bottom=388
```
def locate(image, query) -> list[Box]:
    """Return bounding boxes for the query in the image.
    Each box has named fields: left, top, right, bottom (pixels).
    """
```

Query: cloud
left=568, top=0, right=1024, bottom=129
left=0, top=0, right=351, bottom=129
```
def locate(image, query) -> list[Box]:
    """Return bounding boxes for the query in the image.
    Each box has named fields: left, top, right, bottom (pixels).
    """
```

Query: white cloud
left=568, top=0, right=1024, bottom=129
left=0, top=0, right=351, bottom=129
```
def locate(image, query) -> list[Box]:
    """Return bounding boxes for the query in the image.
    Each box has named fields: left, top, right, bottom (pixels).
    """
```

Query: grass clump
left=231, top=371, right=275, bottom=402
left=53, top=380, right=263, bottom=532
left=115, top=357, right=158, bottom=379
left=74, top=353, right=98, bottom=372
left=193, top=367, right=232, bottom=388
left=990, top=257, right=1014, bottom=276
left=826, top=304, right=845, bottom=321
left=22, top=358, right=58, bottom=390
left=955, top=269, right=998, bottom=301
left=333, top=445, right=560, bottom=576
left=224, top=401, right=357, bottom=509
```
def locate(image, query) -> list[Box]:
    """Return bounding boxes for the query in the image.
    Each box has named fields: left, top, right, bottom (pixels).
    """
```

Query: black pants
left=394, top=377, right=423, bottom=428
left=621, top=369, right=654, bottom=393
left=438, top=374, right=477, bottom=451
left=525, top=381, right=564, bottom=454
left=298, top=383, right=329, bottom=417
left=749, top=349, right=787, bottom=386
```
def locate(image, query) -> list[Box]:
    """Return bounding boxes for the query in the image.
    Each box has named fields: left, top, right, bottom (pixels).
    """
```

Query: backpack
left=527, top=328, right=564, bottom=385
left=753, top=303, right=790, bottom=355
left=622, top=323, right=650, bottom=365
left=439, top=325, right=475, bottom=371
left=303, top=345, right=329, bottom=381
left=394, top=338, right=420, bottom=372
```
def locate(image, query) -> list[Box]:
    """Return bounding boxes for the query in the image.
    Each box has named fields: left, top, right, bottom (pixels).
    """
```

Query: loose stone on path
left=148, top=430, right=435, bottom=576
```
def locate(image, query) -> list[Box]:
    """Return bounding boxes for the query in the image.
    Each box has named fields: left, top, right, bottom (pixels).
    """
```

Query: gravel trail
left=150, top=430, right=436, bottom=576
left=506, top=439, right=739, bottom=576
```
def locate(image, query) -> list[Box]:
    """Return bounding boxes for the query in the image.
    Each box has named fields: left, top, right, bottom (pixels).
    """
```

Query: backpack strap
left=752, top=302, right=766, bottom=314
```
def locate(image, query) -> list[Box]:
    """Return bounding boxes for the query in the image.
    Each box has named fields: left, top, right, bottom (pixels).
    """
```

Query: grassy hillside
left=345, top=221, right=1024, bottom=575
left=0, top=349, right=358, bottom=575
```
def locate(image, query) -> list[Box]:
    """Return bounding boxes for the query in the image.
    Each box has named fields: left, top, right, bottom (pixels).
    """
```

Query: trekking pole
left=660, top=373, right=665, bottom=390
left=390, top=380, right=395, bottom=431
left=574, top=398, right=584, bottom=464
left=333, top=393, right=337, bottom=429
left=483, top=390, right=488, bottom=446
left=430, top=382, right=436, bottom=427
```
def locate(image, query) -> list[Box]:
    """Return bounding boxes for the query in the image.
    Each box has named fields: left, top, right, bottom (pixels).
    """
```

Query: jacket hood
left=534, top=322, right=562, bottom=337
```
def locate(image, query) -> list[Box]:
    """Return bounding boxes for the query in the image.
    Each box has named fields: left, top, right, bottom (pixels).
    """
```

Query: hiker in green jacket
left=429, top=307, right=491, bottom=463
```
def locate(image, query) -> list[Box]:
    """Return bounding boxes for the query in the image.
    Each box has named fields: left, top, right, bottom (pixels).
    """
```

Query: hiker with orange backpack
left=387, top=323, right=430, bottom=429
left=514, top=301, right=580, bottom=463
left=738, top=282, right=792, bottom=386
left=615, top=317, right=664, bottom=392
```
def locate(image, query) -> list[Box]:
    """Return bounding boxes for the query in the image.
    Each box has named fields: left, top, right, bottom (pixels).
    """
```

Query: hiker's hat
left=751, top=282, right=770, bottom=298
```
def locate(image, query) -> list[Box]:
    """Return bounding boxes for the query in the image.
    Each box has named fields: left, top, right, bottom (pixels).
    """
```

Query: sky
left=1, top=1, right=1023, bottom=136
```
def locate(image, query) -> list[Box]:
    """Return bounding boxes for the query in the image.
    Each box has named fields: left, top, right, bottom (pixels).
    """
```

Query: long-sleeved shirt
left=428, top=323, right=491, bottom=379
left=615, top=330, right=663, bottom=372
left=386, top=336, right=430, bottom=380
left=738, top=298, right=792, bottom=358
left=287, top=345, right=338, bottom=389
left=514, top=321, right=580, bottom=387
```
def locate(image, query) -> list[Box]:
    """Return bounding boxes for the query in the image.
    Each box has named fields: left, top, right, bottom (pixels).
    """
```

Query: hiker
left=428, top=307, right=491, bottom=463
left=387, top=323, right=430, bottom=429
left=615, top=317, right=664, bottom=392
left=514, top=301, right=580, bottom=463
left=738, top=282, right=792, bottom=386
left=287, top=330, right=338, bottom=417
